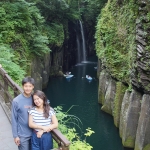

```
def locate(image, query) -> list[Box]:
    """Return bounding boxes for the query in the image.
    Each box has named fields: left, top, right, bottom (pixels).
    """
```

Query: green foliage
left=0, top=0, right=51, bottom=78
left=0, top=1, right=50, bottom=55
left=0, top=44, right=25, bottom=84
left=44, top=23, right=64, bottom=47
left=95, top=0, right=138, bottom=84
left=35, top=0, right=80, bottom=22
left=69, top=127, right=94, bottom=150
left=28, top=30, right=50, bottom=56
left=54, top=106, right=94, bottom=150
left=80, top=0, right=107, bottom=25
left=0, top=0, right=106, bottom=81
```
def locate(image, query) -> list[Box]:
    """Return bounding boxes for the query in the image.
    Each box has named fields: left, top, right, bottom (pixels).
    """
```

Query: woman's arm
left=28, top=114, right=49, bottom=131
left=47, top=115, right=58, bottom=131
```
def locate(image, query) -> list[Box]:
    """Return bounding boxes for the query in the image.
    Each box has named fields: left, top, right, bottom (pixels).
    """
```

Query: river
left=43, top=59, right=133, bottom=150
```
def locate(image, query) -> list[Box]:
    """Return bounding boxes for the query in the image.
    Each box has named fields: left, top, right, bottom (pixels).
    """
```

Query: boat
left=64, top=72, right=71, bottom=77
left=94, top=67, right=97, bottom=70
left=86, top=75, right=92, bottom=80
left=65, top=75, right=74, bottom=79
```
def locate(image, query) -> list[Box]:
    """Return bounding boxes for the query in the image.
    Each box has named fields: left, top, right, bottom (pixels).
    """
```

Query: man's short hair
left=22, top=77, right=35, bottom=86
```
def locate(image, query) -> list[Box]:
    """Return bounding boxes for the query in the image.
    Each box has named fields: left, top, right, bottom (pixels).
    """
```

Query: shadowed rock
left=122, top=90, right=142, bottom=148
left=101, top=78, right=116, bottom=115
left=113, top=82, right=127, bottom=128
left=119, top=91, right=131, bottom=138
left=98, top=70, right=110, bottom=104
left=135, top=94, right=150, bottom=150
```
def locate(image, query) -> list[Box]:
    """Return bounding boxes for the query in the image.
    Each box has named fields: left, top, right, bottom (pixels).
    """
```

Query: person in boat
left=66, top=71, right=69, bottom=75
left=87, top=75, right=91, bottom=79
left=66, top=71, right=71, bottom=75
left=28, top=90, right=58, bottom=150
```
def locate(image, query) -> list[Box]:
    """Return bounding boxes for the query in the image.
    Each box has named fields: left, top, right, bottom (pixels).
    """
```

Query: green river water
left=44, top=59, right=133, bottom=150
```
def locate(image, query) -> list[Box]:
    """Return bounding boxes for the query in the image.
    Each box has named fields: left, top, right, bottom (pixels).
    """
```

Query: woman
left=28, top=90, right=58, bottom=150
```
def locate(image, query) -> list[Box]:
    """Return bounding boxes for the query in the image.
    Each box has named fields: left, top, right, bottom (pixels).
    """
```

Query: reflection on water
left=44, top=61, right=133, bottom=150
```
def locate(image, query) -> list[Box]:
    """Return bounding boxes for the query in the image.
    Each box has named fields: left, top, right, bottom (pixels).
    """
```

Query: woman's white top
left=28, top=107, right=55, bottom=131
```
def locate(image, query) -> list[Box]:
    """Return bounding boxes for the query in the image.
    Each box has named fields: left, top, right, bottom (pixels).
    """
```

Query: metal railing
left=0, top=67, right=70, bottom=150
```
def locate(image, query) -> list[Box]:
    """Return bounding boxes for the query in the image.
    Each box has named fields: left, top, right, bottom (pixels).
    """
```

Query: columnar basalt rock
left=42, top=53, right=51, bottom=88
left=119, top=91, right=131, bottom=138
left=98, top=70, right=111, bottom=104
left=131, top=0, right=150, bottom=94
left=50, top=50, right=63, bottom=76
left=97, top=0, right=150, bottom=149
left=113, top=82, right=127, bottom=128
left=135, top=94, right=150, bottom=150
left=97, top=59, right=102, bottom=78
left=122, top=90, right=142, bottom=148
left=101, top=78, right=116, bottom=115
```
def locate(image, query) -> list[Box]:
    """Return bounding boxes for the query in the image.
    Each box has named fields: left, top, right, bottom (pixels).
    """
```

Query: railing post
left=14, top=87, right=18, bottom=98
left=4, top=79, right=9, bottom=103
left=60, top=144, right=69, bottom=150
left=0, top=83, right=1, bottom=90
left=0, top=75, right=2, bottom=91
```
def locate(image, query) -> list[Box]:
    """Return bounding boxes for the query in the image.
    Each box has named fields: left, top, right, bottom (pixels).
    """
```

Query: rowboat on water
left=64, top=74, right=74, bottom=79
left=86, top=75, right=92, bottom=80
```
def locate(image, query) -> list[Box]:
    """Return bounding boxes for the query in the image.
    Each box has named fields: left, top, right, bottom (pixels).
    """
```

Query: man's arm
left=11, top=101, right=20, bottom=146
left=11, top=101, right=19, bottom=138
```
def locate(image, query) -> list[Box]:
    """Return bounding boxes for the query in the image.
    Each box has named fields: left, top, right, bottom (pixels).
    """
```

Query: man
left=11, top=77, right=34, bottom=150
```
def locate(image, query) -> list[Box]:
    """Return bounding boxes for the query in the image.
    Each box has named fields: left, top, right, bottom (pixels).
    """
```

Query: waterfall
left=76, top=34, right=81, bottom=63
left=79, top=20, right=87, bottom=61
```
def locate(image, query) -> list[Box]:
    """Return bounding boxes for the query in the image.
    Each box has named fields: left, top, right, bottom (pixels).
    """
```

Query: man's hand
left=37, top=130, right=44, bottom=138
left=14, top=137, right=20, bottom=146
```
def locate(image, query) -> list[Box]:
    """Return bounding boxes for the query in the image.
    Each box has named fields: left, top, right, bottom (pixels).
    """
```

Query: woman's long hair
left=32, top=90, right=50, bottom=118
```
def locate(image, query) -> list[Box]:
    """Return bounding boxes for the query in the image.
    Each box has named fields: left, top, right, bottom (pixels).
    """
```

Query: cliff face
left=98, top=65, right=150, bottom=149
left=96, top=0, right=150, bottom=149
left=30, top=52, right=51, bottom=90
left=131, top=0, right=150, bottom=94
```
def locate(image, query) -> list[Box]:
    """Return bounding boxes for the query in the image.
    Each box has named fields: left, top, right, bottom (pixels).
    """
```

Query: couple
left=11, top=77, right=58, bottom=150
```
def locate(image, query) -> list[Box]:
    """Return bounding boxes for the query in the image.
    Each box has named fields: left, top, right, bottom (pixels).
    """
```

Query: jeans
left=31, top=131, right=53, bottom=150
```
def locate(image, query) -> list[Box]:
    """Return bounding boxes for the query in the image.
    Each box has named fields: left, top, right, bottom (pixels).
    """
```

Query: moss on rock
left=143, top=144, right=150, bottom=150
left=95, top=0, right=138, bottom=84
left=123, top=136, right=135, bottom=148
left=113, top=82, right=127, bottom=127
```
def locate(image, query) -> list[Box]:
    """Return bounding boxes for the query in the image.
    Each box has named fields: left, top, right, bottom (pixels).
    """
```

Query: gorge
left=1, top=0, right=150, bottom=149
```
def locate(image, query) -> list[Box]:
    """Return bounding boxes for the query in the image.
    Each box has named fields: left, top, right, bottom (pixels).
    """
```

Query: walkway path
left=0, top=103, right=17, bottom=150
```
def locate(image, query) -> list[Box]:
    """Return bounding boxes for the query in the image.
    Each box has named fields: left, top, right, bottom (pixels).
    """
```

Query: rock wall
left=122, top=90, right=142, bottom=148
left=131, top=0, right=150, bottom=94
left=135, top=95, right=150, bottom=150
left=98, top=64, right=150, bottom=149
left=97, top=1, right=150, bottom=149
left=30, top=52, right=51, bottom=90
